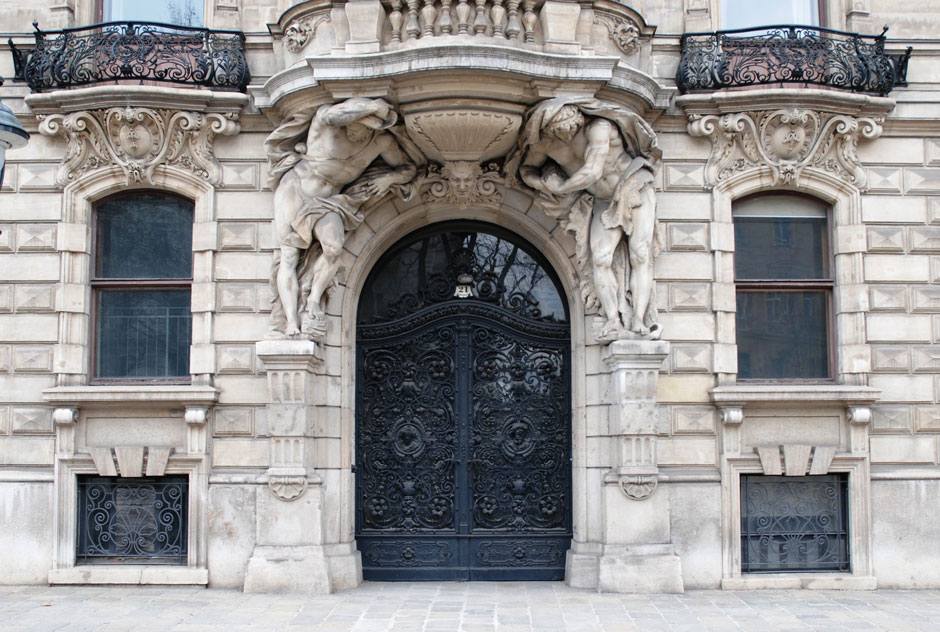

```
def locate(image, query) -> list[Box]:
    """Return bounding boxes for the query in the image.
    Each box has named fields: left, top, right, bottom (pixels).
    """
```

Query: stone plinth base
left=243, top=545, right=331, bottom=593
left=565, top=543, right=602, bottom=589
left=325, top=542, right=363, bottom=591
left=597, top=544, right=684, bottom=593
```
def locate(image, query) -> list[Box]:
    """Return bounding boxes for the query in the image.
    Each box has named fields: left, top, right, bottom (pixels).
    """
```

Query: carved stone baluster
left=389, top=0, right=404, bottom=43
left=522, top=0, right=536, bottom=43
left=473, top=0, right=488, bottom=35
left=422, top=0, right=437, bottom=37
left=456, top=0, right=471, bottom=34
left=439, top=0, right=453, bottom=35
left=406, top=0, right=421, bottom=39
left=491, top=0, right=506, bottom=38
left=505, top=0, right=521, bottom=40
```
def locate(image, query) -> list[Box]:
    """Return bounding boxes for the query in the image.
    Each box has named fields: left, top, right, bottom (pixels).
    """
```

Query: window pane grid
left=741, top=474, right=849, bottom=573
left=76, top=475, right=188, bottom=565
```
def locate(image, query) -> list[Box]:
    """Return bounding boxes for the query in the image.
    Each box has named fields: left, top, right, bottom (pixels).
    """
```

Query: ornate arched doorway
left=355, top=221, right=572, bottom=580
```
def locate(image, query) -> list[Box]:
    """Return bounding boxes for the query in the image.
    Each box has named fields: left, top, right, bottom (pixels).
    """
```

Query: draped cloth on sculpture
left=506, top=97, right=664, bottom=330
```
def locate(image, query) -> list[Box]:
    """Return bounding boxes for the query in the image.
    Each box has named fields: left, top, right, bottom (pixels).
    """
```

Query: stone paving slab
left=0, top=583, right=939, bottom=631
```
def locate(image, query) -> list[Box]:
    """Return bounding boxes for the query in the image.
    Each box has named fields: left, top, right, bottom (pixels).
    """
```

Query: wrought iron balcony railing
left=9, top=20, right=250, bottom=93
left=677, top=25, right=911, bottom=96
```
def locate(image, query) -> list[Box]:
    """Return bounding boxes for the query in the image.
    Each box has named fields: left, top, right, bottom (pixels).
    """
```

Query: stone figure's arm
left=553, top=119, right=612, bottom=194
left=519, top=143, right=552, bottom=194
left=320, top=99, right=391, bottom=128
left=378, top=136, right=417, bottom=184
left=354, top=135, right=418, bottom=198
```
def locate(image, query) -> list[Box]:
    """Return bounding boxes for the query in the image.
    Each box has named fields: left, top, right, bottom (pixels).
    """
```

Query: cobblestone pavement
left=2, top=583, right=940, bottom=631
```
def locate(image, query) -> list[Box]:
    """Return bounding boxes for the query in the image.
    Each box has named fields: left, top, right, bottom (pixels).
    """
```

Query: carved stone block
left=667, top=223, right=709, bottom=251
left=0, top=225, right=12, bottom=252
left=913, top=346, right=940, bottom=372
left=11, top=407, right=52, bottom=434
left=16, top=225, right=56, bottom=251
left=912, top=287, right=940, bottom=313
left=672, top=406, right=716, bottom=435
left=867, top=167, right=903, bottom=193
left=871, top=405, right=912, bottom=432
left=869, top=286, right=908, bottom=312
left=663, top=163, right=705, bottom=190
left=218, top=284, right=256, bottom=312
left=221, top=162, right=260, bottom=190
left=671, top=344, right=710, bottom=373
left=0, top=287, right=12, bottom=313
left=668, top=283, right=710, bottom=311
left=911, top=227, right=940, bottom=253
left=219, top=223, right=258, bottom=251
left=867, top=226, right=905, bottom=252
left=14, top=285, right=56, bottom=312
left=218, top=344, right=255, bottom=374
left=215, top=407, right=255, bottom=437
left=17, top=163, right=58, bottom=191
left=906, top=168, right=940, bottom=194
left=12, top=346, right=53, bottom=373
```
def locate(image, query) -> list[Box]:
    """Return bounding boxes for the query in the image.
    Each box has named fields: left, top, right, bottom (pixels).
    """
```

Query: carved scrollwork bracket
left=688, top=109, right=883, bottom=189
left=38, top=107, right=240, bottom=187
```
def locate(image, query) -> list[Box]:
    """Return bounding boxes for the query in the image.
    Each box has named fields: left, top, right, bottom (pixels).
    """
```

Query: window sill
left=722, top=573, right=876, bottom=590
left=49, top=566, right=208, bottom=585
left=43, top=385, right=218, bottom=407
left=710, top=384, right=880, bottom=406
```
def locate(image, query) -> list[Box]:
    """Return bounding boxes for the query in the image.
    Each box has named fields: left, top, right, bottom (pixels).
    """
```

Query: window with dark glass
left=77, top=475, right=188, bottom=564
left=93, top=193, right=193, bottom=380
left=734, top=194, right=831, bottom=380
left=741, top=474, right=849, bottom=573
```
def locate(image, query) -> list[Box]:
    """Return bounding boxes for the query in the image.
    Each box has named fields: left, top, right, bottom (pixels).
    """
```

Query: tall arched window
left=92, top=192, right=193, bottom=380
left=733, top=193, right=832, bottom=380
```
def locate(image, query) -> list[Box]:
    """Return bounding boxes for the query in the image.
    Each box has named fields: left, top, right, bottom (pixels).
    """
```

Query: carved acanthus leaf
left=38, top=107, right=240, bottom=187
left=688, top=109, right=882, bottom=189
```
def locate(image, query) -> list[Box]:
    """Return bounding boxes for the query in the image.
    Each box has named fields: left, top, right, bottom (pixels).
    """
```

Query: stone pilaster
left=597, top=339, right=683, bottom=593
left=244, top=339, right=333, bottom=593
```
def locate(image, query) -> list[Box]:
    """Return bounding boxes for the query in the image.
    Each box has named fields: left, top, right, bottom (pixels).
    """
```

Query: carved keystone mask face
left=442, top=161, right=481, bottom=194
left=117, top=123, right=153, bottom=159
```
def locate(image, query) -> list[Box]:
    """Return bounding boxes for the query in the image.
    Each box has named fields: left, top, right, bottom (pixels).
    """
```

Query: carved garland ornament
left=38, top=107, right=240, bottom=186
left=688, top=108, right=883, bottom=189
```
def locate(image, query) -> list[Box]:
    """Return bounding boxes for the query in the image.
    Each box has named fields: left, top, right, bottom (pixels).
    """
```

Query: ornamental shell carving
left=404, top=108, right=522, bottom=163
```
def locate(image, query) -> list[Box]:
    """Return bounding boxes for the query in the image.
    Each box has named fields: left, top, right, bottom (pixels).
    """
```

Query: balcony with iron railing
left=677, top=25, right=912, bottom=97
left=9, top=20, right=250, bottom=93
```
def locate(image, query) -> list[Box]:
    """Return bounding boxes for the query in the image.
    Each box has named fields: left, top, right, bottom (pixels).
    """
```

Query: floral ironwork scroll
left=677, top=25, right=911, bottom=96
left=10, top=20, right=250, bottom=92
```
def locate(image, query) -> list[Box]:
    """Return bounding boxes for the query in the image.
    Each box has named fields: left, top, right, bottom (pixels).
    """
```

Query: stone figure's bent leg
left=305, top=211, right=346, bottom=320
left=627, top=184, right=657, bottom=335
left=589, top=200, right=626, bottom=332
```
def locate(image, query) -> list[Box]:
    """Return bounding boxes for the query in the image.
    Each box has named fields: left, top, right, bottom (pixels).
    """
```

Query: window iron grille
left=741, top=474, right=849, bottom=573
left=77, top=476, right=188, bottom=564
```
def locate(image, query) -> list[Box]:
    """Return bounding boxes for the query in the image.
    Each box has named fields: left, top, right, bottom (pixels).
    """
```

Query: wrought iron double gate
left=354, top=223, right=572, bottom=580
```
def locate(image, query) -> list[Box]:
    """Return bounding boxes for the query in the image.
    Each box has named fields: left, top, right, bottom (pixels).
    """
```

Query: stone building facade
left=0, top=0, right=936, bottom=592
